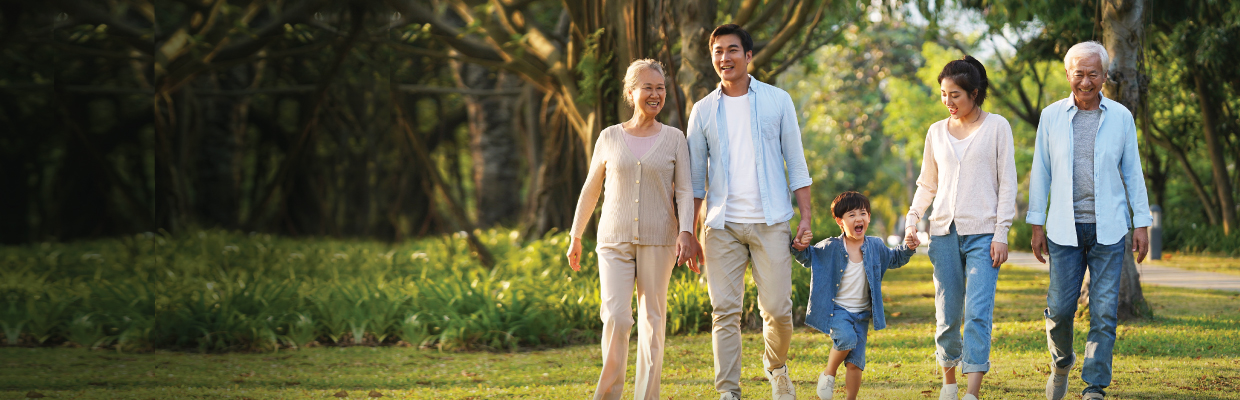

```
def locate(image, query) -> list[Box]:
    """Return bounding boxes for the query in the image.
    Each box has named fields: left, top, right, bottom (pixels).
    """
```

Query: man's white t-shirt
left=834, top=259, right=871, bottom=313
left=722, top=93, right=765, bottom=223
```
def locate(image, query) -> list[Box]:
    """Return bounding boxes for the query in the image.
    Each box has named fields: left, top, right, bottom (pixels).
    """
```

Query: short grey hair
left=1064, top=41, right=1109, bottom=74
left=622, top=59, right=665, bottom=107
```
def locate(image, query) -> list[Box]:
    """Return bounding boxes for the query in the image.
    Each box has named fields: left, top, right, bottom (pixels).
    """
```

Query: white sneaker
left=963, top=394, right=979, bottom=400
left=940, top=383, right=958, bottom=400
left=815, top=373, right=834, bottom=400
left=766, top=365, right=797, bottom=400
left=1046, top=365, right=1070, bottom=400
left=720, top=393, right=741, bottom=400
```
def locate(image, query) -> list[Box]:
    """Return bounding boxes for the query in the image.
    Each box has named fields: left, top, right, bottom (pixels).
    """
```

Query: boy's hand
left=904, top=226, right=920, bottom=249
left=792, top=229, right=813, bottom=251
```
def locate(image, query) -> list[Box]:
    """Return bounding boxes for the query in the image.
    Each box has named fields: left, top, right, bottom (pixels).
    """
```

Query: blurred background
left=1, top=0, right=1238, bottom=253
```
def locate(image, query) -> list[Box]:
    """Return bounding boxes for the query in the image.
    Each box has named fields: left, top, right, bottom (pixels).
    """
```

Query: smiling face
left=940, top=77, right=977, bottom=120
left=711, top=34, right=751, bottom=84
left=835, top=207, right=870, bottom=241
left=629, top=68, right=666, bottom=118
left=1067, top=54, right=1105, bottom=107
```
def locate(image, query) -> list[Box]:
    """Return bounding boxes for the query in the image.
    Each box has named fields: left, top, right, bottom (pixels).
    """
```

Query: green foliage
left=575, top=28, right=613, bottom=108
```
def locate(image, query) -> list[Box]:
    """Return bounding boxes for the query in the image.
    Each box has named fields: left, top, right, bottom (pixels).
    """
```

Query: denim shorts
left=827, top=303, right=872, bottom=371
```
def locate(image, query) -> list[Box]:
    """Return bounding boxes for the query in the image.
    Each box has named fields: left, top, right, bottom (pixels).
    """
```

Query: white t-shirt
left=949, top=132, right=976, bottom=161
left=834, top=259, right=871, bottom=313
left=722, top=93, right=764, bottom=223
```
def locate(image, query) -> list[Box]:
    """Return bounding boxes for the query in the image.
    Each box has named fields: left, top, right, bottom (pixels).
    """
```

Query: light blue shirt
left=1026, top=94, right=1152, bottom=246
left=687, top=76, right=812, bottom=229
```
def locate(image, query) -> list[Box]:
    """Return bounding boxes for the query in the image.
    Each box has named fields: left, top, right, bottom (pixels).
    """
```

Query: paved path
left=1006, top=251, right=1240, bottom=292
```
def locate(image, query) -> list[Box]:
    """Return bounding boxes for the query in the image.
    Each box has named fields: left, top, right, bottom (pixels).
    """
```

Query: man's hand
left=1133, top=227, right=1149, bottom=263
left=792, top=229, right=813, bottom=251
left=904, top=226, right=921, bottom=249
left=1031, top=225, right=1047, bottom=263
left=990, top=241, right=1008, bottom=268
left=675, top=231, right=702, bottom=273
left=795, top=218, right=812, bottom=249
left=566, top=237, right=583, bottom=271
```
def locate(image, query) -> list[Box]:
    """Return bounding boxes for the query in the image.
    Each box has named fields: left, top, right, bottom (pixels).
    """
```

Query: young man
left=686, top=24, right=813, bottom=400
left=1027, top=41, right=1152, bottom=400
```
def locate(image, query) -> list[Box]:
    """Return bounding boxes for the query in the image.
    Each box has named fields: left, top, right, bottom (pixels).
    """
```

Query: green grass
left=4, top=257, right=1239, bottom=399
left=1146, top=252, right=1240, bottom=276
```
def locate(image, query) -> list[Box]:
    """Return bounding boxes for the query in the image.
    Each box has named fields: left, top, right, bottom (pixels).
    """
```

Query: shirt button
left=636, top=180, right=640, bottom=184
left=635, top=199, right=639, bottom=203
left=637, top=162, right=641, bottom=165
left=634, top=218, right=639, bottom=221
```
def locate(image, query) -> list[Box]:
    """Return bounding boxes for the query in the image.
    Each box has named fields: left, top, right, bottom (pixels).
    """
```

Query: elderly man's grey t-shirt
left=1072, top=109, right=1103, bottom=223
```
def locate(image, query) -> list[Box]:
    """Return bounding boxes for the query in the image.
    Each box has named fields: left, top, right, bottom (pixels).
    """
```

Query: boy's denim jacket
left=791, top=234, right=915, bottom=333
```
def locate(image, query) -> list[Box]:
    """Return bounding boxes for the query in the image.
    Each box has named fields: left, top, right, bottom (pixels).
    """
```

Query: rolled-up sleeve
left=779, top=93, right=812, bottom=191
left=687, top=102, right=709, bottom=199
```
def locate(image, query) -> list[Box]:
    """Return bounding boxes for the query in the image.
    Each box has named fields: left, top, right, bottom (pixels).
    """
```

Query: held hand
left=1133, top=227, right=1150, bottom=263
left=990, top=241, right=1008, bottom=268
left=675, top=231, right=702, bottom=274
left=904, top=226, right=920, bottom=249
left=566, top=238, right=583, bottom=272
left=1031, top=225, right=1047, bottom=264
left=794, top=218, right=812, bottom=247
left=792, top=229, right=813, bottom=251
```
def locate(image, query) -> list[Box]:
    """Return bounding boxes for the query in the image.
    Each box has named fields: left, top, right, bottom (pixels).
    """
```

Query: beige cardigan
left=570, top=124, right=694, bottom=245
left=906, top=113, right=1017, bottom=244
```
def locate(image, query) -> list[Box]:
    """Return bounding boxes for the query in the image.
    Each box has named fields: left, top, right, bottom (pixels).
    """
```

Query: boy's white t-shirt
left=721, top=93, right=765, bottom=223
left=834, top=259, right=871, bottom=313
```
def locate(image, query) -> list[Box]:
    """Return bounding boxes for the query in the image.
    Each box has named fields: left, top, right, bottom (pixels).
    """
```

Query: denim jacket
left=686, top=75, right=813, bottom=229
left=791, top=235, right=915, bottom=333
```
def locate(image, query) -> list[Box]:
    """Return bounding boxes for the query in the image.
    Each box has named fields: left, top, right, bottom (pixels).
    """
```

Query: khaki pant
left=593, top=242, right=676, bottom=400
left=704, top=222, right=794, bottom=396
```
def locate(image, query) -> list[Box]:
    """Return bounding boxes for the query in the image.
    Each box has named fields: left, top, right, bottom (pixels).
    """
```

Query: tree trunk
left=453, top=63, right=524, bottom=227
left=1193, top=73, right=1237, bottom=235
left=1093, top=0, right=1148, bottom=320
left=675, top=0, right=718, bottom=122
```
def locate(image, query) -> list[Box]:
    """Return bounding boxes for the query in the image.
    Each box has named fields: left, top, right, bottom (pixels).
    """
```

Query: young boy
left=791, top=191, right=916, bottom=400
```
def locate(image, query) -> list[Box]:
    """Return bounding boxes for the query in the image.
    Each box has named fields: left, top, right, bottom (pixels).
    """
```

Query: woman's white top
left=949, top=132, right=976, bottom=161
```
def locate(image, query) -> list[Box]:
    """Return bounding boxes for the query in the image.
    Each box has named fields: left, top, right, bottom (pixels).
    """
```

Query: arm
left=780, top=93, right=813, bottom=242
left=566, top=137, right=608, bottom=271
left=686, top=103, right=709, bottom=200
left=793, top=186, right=812, bottom=246
left=1120, top=115, right=1153, bottom=262
left=1028, top=112, right=1053, bottom=263
left=673, top=134, right=702, bottom=273
left=904, top=130, right=938, bottom=248
left=885, top=243, right=916, bottom=271
left=990, top=119, right=1018, bottom=267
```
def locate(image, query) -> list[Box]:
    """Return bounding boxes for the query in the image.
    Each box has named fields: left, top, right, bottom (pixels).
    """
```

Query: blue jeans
left=928, top=223, right=999, bottom=374
left=1045, top=223, right=1124, bottom=397
left=827, top=303, right=871, bottom=371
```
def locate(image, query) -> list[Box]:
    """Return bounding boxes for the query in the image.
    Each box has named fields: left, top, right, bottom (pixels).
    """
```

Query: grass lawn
left=4, top=257, right=1239, bottom=399
left=1146, top=252, right=1240, bottom=276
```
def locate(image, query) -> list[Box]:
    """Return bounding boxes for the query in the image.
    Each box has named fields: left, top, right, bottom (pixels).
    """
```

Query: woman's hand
left=675, top=231, right=702, bottom=273
left=566, top=237, right=583, bottom=271
left=904, top=226, right=921, bottom=249
left=990, top=241, right=1008, bottom=268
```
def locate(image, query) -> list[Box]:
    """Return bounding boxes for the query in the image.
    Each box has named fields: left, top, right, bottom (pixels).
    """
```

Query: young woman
left=903, top=56, right=1017, bottom=400
left=566, top=59, right=700, bottom=400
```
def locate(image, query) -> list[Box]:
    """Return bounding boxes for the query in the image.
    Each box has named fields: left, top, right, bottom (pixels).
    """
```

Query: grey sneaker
left=815, top=373, right=834, bottom=400
left=1081, top=394, right=1104, bottom=400
left=721, top=392, right=741, bottom=400
left=766, top=365, right=797, bottom=400
left=1045, top=365, right=1070, bottom=400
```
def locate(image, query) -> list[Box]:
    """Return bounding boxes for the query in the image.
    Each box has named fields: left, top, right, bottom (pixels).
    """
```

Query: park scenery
left=2, top=0, right=1240, bottom=399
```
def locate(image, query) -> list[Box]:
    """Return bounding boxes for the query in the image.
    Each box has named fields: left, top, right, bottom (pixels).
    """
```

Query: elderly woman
left=566, top=59, right=701, bottom=400
left=904, top=56, right=1017, bottom=400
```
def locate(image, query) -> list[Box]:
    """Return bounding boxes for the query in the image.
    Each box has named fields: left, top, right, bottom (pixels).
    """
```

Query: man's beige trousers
left=704, top=222, right=794, bottom=396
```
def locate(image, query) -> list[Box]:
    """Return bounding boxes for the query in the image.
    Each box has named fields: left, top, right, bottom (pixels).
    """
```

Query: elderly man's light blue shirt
left=686, top=76, right=812, bottom=229
left=1026, top=94, right=1152, bottom=246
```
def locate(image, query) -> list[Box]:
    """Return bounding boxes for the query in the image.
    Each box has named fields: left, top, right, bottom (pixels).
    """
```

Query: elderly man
left=1026, top=41, right=1152, bottom=400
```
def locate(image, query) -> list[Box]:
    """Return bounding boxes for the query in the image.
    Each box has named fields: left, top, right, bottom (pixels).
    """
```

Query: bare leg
left=843, top=363, right=863, bottom=400
left=942, top=366, right=957, bottom=384
left=823, top=348, right=851, bottom=377
left=965, top=372, right=984, bottom=397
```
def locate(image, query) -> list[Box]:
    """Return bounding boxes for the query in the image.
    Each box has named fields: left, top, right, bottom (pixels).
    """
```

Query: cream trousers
left=592, top=242, right=676, bottom=400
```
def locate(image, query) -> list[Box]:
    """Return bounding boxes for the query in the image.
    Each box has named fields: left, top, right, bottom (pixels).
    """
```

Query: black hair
left=937, top=55, right=989, bottom=106
left=709, top=24, right=754, bottom=54
left=831, top=191, right=870, bottom=219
